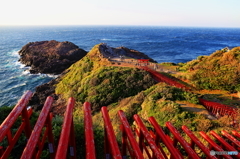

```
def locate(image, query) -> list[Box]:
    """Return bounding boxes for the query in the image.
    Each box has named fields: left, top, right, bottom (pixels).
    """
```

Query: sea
left=0, top=25, right=240, bottom=107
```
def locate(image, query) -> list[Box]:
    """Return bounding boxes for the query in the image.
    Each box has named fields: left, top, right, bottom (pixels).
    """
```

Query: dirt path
left=176, top=101, right=217, bottom=119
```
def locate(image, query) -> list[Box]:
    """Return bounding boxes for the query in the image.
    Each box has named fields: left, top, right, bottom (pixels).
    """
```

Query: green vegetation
left=160, top=62, right=177, bottom=66
left=2, top=44, right=239, bottom=158
left=0, top=106, right=39, bottom=159
left=56, top=44, right=156, bottom=112
left=89, top=83, right=235, bottom=139
left=139, top=83, right=202, bottom=129
left=179, top=47, right=240, bottom=92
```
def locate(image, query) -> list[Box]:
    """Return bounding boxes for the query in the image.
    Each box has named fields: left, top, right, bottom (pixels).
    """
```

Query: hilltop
left=178, top=47, right=240, bottom=93
left=29, top=43, right=157, bottom=113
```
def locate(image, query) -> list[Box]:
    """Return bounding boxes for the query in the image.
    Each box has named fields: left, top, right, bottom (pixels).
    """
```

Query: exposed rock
left=18, top=40, right=87, bottom=74
left=28, top=69, right=70, bottom=115
left=29, top=74, right=68, bottom=115
left=99, top=43, right=157, bottom=62
left=29, top=77, right=57, bottom=111
left=115, top=46, right=157, bottom=62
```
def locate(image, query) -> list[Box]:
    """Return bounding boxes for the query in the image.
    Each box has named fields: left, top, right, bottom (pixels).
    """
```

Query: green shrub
left=0, top=106, right=39, bottom=159
left=179, top=47, right=240, bottom=92
left=57, top=64, right=156, bottom=112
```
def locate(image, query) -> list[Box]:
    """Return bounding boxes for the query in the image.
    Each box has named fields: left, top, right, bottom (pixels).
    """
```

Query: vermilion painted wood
left=135, top=128, right=152, bottom=158
left=133, top=114, right=166, bottom=159
left=120, top=124, right=127, bottom=157
left=181, top=125, right=217, bottom=159
left=199, top=131, right=233, bottom=159
left=166, top=122, right=200, bottom=159
left=0, top=90, right=33, bottom=141
left=36, top=124, right=50, bottom=158
left=198, top=98, right=238, bottom=122
left=69, top=119, right=77, bottom=159
left=83, top=102, right=96, bottom=159
left=34, top=113, right=55, bottom=159
left=141, top=66, right=238, bottom=118
left=0, top=146, right=3, bottom=156
left=210, top=130, right=240, bottom=158
left=141, top=66, right=190, bottom=90
left=0, top=91, right=33, bottom=159
left=46, top=113, right=56, bottom=159
left=55, top=97, right=76, bottom=159
left=199, top=98, right=237, bottom=115
left=21, top=96, right=54, bottom=159
left=2, top=120, right=26, bottom=159
left=118, top=110, right=144, bottom=159
left=232, top=131, right=240, bottom=139
left=1, top=107, right=33, bottom=159
left=148, top=117, right=183, bottom=159
left=101, top=106, right=122, bottom=159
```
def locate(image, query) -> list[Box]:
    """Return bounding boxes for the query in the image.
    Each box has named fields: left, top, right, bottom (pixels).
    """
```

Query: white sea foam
left=101, top=38, right=120, bottom=41
left=38, top=73, right=59, bottom=78
left=23, top=70, right=30, bottom=75
left=9, top=50, right=20, bottom=57
left=18, top=62, right=26, bottom=68
left=101, top=38, right=110, bottom=41
left=20, top=70, right=58, bottom=79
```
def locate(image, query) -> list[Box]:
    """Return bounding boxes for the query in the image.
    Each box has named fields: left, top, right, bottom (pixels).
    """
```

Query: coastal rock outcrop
left=99, top=44, right=157, bottom=62
left=18, top=40, right=87, bottom=74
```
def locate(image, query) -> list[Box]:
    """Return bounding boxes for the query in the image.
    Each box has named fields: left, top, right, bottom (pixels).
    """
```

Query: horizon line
left=1, top=24, right=240, bottom=29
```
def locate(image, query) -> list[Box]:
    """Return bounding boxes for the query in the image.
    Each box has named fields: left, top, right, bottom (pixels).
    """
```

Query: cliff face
left=18, top=40, right=87, bottom=74
left=179, top=47, right=240, bottom=92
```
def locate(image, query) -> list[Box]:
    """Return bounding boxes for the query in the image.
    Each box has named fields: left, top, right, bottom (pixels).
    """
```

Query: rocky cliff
left=18, top=40, right=87, bottom=74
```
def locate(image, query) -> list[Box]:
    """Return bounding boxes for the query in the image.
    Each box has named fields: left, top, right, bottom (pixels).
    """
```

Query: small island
left=18, top=40, right=87, bottom=74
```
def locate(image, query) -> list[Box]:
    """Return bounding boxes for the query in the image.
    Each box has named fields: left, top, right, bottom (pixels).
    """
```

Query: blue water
left=0, top=25, right=240, bottom=106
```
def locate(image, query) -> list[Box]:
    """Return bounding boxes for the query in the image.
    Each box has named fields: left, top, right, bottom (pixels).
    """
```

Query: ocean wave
left=0, top=82, right=27, bottom=94
left=8, top=50, right=20, bottom=57
left=37, top=73, right=59, bottom=78
left=22, top=69, right=30, bottom=75
left=101, top=38, right=120, bottom=41
left=20, top=70, right=59, bottom=78
left=15, top=61, right=28, bottom=69
left=0, top=92, right=20, bottom=106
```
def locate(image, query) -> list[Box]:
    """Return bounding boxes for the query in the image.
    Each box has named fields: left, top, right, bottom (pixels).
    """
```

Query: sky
left=0, top=0, right=240, bottom=28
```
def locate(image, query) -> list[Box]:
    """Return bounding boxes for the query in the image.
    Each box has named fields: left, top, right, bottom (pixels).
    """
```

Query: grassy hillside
left=85, top=82, right=236, bottom=156
left=179, top=47, right=240, bottom=92
left=55, top=44, right=156, bottom=111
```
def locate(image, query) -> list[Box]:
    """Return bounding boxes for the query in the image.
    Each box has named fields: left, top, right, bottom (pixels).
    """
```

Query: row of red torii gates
left=0, top=91, right=239, bottom=159
left=0, top=66, right=239, bottom=158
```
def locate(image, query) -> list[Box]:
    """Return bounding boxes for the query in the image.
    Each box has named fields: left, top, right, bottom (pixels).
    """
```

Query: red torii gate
left=137, top=59, right=149, bottom=66
left=138, top=59, right=149, bottom=63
